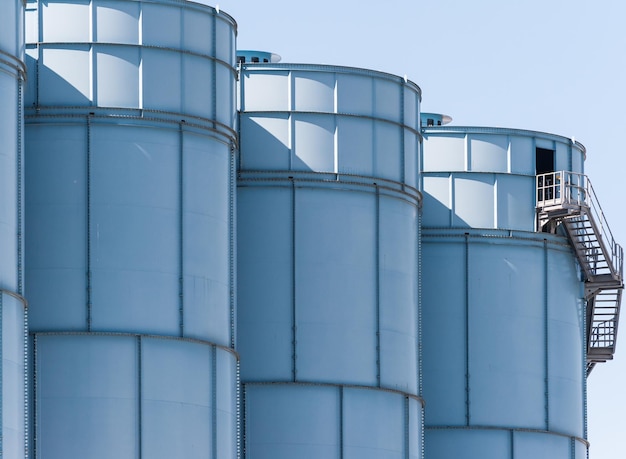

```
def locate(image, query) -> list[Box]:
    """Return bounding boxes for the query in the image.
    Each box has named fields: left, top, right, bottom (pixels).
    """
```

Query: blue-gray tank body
left=24, top=1, right=237, bottom=457
left=238, top=62, right=423, bottom=458
left=421, top=124, right=588, bottom=459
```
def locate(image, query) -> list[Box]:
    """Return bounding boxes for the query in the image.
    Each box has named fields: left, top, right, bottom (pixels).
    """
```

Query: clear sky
left=220, top=1, right=626, bottom=457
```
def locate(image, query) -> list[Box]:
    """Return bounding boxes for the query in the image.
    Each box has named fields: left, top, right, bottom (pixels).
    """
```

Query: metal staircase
left=537, top=171, right=623, bottom=375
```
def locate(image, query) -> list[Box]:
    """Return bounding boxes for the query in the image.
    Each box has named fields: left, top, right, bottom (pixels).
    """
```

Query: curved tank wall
left=421, top=127, right=587, bottom=459
left=1, top=2, right=27, bottom=458
left=238, top=63, right=423, bottom=458
left=421, top=127, right=585, bottom=231
left=24, top=1, right=237, bottom=457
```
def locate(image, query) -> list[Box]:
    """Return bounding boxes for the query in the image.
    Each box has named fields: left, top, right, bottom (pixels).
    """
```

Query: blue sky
left=221, top=1, right=626, bottom=457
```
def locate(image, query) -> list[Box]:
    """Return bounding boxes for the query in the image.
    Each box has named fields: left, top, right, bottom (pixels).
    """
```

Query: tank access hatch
left=536, top=171, right=624, bottom=375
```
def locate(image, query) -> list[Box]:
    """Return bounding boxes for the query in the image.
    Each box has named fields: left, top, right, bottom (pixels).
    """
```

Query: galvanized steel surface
left=237, top=64, right=423, bottom=458
left=24, top=1, right=237, bottom=457
left=421, top=128, right=588, bottom=459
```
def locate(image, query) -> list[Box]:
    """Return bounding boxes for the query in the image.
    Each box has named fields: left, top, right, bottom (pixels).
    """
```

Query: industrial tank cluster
left=0, top=1, right=621, bottom=459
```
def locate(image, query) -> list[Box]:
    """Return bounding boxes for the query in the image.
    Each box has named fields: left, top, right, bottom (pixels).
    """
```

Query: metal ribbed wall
left=0, top=1, right=27, bottom=458
left=238, top=63, right=423, bottom=458
left=24, top=1, right=237, bottom=457
left=421, top=126, right=588, bottom=459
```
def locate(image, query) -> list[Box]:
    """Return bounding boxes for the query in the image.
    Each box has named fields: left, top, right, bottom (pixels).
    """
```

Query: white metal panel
left=469, top=134, right=508, bottom=172
left=216, top=349, right=237, bottom=459
left=141, top=338, right=213, bottom=459
left=337, top=116, right=374, bottom=176
left=422, top=241, right=467, bottom=425
left=183, top=8, right=213, bottom=55
left=422, top=174, right=451, bottom=227
left=379, top=196, right=418, bottom=393
left=408, top=397, right=422, bottom=459
left=509, top=135, right=535, bottom=175
left=142, top=3, right=181, bottom=48
left=374, top=121, right=401, bottom=182
left=216, top=64, right=235, bottom=127
left=548, top=248, right=584, bottom=437
left=404, top=87, right=418, bottom=129
left=296, top=188, right=377, bottom=385
left=183, top=134, right=230, bottom=345
left=245, top=385, right=341, bottom=459
left=555, top=141, right=572, bottom=173
left=142, top=48, right=182, bottom=112
left=374, top=78, right=401, bottom=123
left=0, top=0, right=18, bottom=54
left=454, top=174, right=494, bottom=228
left=90, top=125, right=179, bottom=334
left=42, top=1, right=90, bottom=43
left=423, top=134, right=465, bottom=172
left=2, top=293, right=26, bottom=459
left=239, top=115, right=291, bottom=170
left=39, top=47, right=91, bottom=105
left=468, top=241, right=546, bottom=428
left=426, top=429, right=510, bottom=459
left=36, top=335, right=138, bottom=458
left=294, top=71, right=335, bottom=113
left=343, top=388, right=404, bottom=459
left=293, top=115, right=335, bottom=172
left=215, top=15, right=234, bottom=64
left=241, top=71, right=289, bottom=112
left=183, top=54, right=213, bottom=119
left=25, top=124, right=87, bottom=330
left=95, top=1, right=140, bottom=44
left=237, top=188, right=294, bottom=381
left=96, top=45, right=140, bottom=107
left=496, top=175, right=535, bottom=231
left=575, top=439, right=587, bottom=459
left=336, top=73, right=372, bottom=116
left=513, top=431, right=570, bottom=459
left=404, top=129, right=419, bottom=189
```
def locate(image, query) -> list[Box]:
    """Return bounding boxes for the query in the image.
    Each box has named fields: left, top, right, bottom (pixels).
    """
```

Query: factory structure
left=0, top=1, right=622, bottom=458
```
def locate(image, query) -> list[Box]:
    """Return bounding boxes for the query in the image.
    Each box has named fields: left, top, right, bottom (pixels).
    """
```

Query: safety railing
left=536, top=171, right=623, bottom=279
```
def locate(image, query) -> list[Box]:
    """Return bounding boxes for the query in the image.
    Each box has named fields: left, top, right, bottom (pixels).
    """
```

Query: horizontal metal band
left=31, top=331, right=239, bottom=359
left=25, top=107, right=237, bottom=145
left=0, top=50, right=27, bottom=81
left=238, top=171, right=422, bottom=206
left=0, top=289, right=28, bottom=309
left=26, top=41, right=236, bottom=76
left=244, top=380, right=425, bottom=407
left=240, top=110, right=423, bottom=139
left=426, top=424, right=588, bottom=447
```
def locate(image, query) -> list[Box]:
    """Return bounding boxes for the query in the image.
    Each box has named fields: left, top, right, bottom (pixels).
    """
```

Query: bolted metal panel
left=244, top=383, right=422, bottom=459
left=238, top=63, right=422, bottom=457
left=421, top=125, right=588, bottom=459
left=32, top=334, right=237, bottom=459
left=24, top=1, right=238, bottom=458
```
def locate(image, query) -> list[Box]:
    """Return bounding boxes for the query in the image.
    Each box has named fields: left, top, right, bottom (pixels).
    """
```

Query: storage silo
left=0, top=1, right=28, bottom=458
left=24, top=1, right=238, bottom=457
left=420, top=117, right=622, bottom=459
left=237, top=59, right=423, bottom=458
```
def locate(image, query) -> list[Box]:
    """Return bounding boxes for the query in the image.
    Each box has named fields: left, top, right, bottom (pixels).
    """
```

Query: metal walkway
left=537, top=171, right=623, bottom=375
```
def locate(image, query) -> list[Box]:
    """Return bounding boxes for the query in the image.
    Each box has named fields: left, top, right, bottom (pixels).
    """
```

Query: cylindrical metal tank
left=24, top=1, right=237, bottom=457
left=238, top=61, right=423, bottom=458
left=0, top=1, right=27, bottom=458
left=420, top=121, right=588, bottom=459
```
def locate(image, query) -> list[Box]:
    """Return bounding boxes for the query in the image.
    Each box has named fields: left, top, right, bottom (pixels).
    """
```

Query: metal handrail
left=537, top=171, right=624, bottom=280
